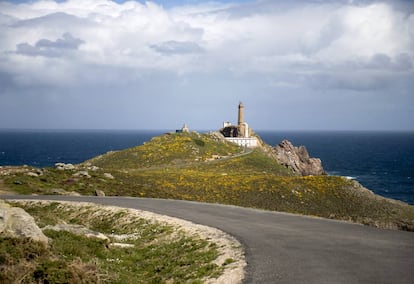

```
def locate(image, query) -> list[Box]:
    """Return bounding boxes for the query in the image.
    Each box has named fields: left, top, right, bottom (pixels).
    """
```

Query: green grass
left=89, top=132, right=243, bottom=169
left=1, top=201, right=223, bottom=283
left=191, top=149, right=294, bottom=176
left=3, top=132, right=414, bottom=231
left=4, top=167, right=118, bottom=196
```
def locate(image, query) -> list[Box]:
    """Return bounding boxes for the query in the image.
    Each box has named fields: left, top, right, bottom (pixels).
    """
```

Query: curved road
left=3, top=195, right=414, bottom=284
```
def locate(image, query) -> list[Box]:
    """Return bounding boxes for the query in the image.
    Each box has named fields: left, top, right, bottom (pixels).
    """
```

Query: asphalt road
left=3, top=195, right=414, bottom=284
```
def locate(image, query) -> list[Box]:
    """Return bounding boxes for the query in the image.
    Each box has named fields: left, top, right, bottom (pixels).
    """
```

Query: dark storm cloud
left=366, top=53, right=413, bottom=71
left=15, top=33, right=84, bottom=57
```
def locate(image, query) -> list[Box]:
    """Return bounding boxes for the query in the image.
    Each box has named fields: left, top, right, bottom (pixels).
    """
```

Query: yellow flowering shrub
left=7, top=132, right=414, bottom=231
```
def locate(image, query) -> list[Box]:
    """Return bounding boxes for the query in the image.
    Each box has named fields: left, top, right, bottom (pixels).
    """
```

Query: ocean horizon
left=0, top=129, right=413, bottom=205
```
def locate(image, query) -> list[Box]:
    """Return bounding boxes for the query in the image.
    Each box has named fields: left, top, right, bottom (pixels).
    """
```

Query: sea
left=0, top=129, right=413, bottom=205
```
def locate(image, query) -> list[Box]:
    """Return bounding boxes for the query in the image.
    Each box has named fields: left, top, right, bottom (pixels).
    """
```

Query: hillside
left=89, top=132, right=247, bottom=169
left=2, top=131, right=414, bottom=231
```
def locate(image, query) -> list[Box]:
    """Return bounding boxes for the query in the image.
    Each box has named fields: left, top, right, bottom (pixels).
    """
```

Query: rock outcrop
left=208, top=131, right=227, bottom=143
left=55, top=162, right=76, bottom=170
left=272, top=140, right=326, bottom=176
left=95, top=189, right=105, bottom=197
left=73, top=170, right=91, bottom=178
left=0, top=200, right=48, bottom=244
left=103, top=173, right=114, bottom=179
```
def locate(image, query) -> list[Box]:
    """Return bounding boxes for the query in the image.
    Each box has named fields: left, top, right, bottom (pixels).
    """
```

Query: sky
left=0, top=0, right=413, bottom=131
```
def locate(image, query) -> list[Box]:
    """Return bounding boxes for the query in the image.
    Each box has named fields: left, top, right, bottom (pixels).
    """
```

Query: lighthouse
left=220, top=102, right=258, bottom=147
left=238, top=102, right=244, bottom=126
left=238, top=102, right=248, bottom=138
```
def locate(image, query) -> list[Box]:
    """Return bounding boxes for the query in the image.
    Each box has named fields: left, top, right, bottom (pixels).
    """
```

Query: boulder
left=95, top=189, right=105, bottom=197
left=24, top=168, right=43, bottom=177
left=272, top=140, right=326, bottom=176
left=0, top=200, right=48, bottom=245
left=55, top=163, right=75, bottom=170
left=73, top=171, right=91, bottom=178
left=82, top=163, right=99, bottom=171
left=209, top=131, right=227, bottom=142
left=89, top=166, right=99, bottom=171
left=55, top=163, right=65, bottom=170
left=63, top=163, right=75, bottom=170
left=103, top=173, right=114, bottom=179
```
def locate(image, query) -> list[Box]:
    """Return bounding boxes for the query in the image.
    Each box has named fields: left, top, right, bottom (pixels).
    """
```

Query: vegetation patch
left=2, top=132, right=414, bottom=231
left=88, top=132, right=243, bottom=169
left=1, top=201, right=229, bottom=283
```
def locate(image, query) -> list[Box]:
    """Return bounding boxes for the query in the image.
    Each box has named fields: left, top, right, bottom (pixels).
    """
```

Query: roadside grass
left=3, top=167, right=102, bottom=196
left=6, top=166, right=414, bottom=230
left=1, top=202, right=223, bottom=283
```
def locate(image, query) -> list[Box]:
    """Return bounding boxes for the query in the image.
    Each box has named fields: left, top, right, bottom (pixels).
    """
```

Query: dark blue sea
left=0, top=130, right=413, bottom=205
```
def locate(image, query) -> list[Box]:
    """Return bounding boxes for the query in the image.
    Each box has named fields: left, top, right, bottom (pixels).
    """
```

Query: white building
left=220, top=102, right=259, bottom=148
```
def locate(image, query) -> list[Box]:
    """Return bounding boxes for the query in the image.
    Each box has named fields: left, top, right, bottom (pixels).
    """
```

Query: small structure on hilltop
left=176, top=124, right=189, bottom=133
left=220, top=102, right=258, bottom=148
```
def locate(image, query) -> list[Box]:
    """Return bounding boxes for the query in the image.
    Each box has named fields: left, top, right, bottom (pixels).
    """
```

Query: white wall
left=225, top=137, right=258, bottom=148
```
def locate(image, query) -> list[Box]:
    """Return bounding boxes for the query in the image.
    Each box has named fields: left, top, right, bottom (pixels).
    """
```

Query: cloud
left=15, top=32, right=84, bottom=57
left=150, top=40, right=203, bottom=55
left=10, top=12, right=87, bottom=28
left=1, top=1, right=413, bottom=82
left=0, top=0, right=413, bottom=130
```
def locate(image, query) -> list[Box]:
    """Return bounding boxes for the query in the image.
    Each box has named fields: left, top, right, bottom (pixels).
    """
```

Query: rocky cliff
left=271, top=140, right=326, bottom=176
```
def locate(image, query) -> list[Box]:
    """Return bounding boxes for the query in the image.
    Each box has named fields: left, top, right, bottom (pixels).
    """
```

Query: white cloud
left=150, top=40, right=204, bottom=54
left=0, top=0, right=413, bottom=130
left=1, top=0, right=413, bottom=85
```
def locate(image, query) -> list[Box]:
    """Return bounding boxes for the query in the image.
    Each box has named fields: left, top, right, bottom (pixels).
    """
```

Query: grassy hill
left=2, top=131, right=414, bottom=231
left=89, top=132, right=245, bottom=169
